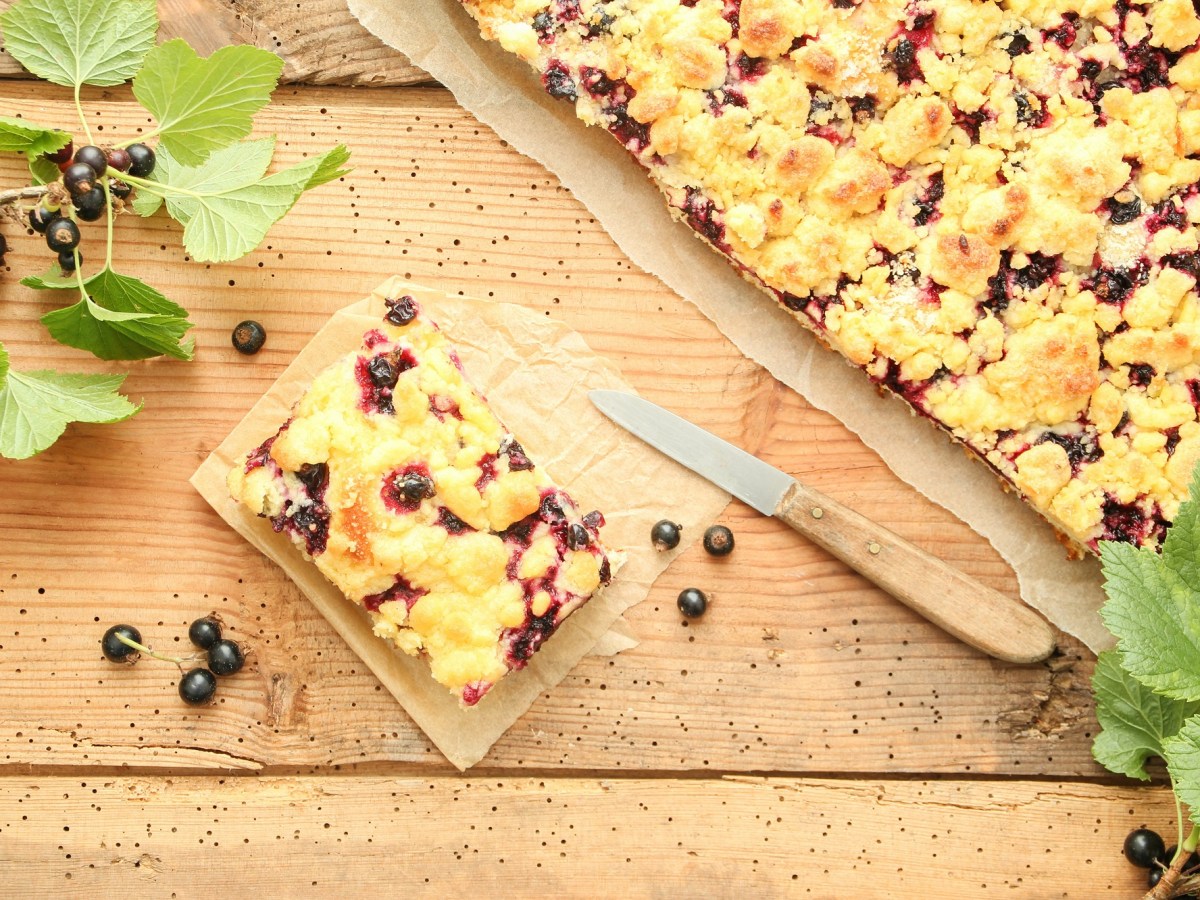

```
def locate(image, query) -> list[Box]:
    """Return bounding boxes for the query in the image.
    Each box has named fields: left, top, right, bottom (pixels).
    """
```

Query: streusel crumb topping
left=463, top=0, right=1200, bottom=551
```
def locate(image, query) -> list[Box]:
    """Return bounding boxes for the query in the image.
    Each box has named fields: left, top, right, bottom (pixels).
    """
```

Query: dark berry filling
left=1088, top=263, right=1149, bottom=304
left=475, top=452, right=498, bottom=493
left=355, top=349, right=416, bottom=415
left=460, top=681, right=492, bottom=706
left=1038, top=430, right=1102, bottom=473
left=1003, top=31, right=1031, bottom=55
left=500, top=437, right=534, bottom=471
left=504, top=610, right=559, bottom=665
left=437, top=507, right=472, bottom=534
left=362, top=576, right=428, bottom=613
left=296, top=462, right=329, bottom=499
left=542, top=60, right=578, bottom=101
left=429, top=395, right=463, bottom=421
left=567, top=523, right=590, bottom=550
left=1107, top=195, right=1142, bottom=225
left=1014, top=92, right=1049, bottom=128
left=384, top=295, right=418, bottom=326
left=1127, top=363, right=1156, bottom=387
left=1041, top=15, right=1077, bottom=49
left=244, top=431, right=282, bottom=473
left=913, top=173, right=945, bottom=227
left=681, top=186, right=727, bottom=249
left=272, top=500, right=331, bottom=557
left=1099, top=495, right=1166, bottom=546
left=382, top=464, right=436, bottom=513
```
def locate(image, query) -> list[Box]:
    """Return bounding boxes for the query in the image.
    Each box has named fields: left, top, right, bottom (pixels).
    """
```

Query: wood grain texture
left=0, top=775, right=1173, bottom=897
left=0, top=81, right=1099, bottom=777
left=0, top=0, right=430, bottom=86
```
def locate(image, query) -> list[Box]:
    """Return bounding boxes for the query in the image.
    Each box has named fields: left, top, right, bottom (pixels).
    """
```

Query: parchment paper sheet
left=346, top=0, right=1110, bottom=651
left=191, top=277, right=730, bottom=769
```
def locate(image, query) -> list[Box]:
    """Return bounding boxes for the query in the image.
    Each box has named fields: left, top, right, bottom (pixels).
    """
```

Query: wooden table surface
left=0, top=1, right=1174, bottom=896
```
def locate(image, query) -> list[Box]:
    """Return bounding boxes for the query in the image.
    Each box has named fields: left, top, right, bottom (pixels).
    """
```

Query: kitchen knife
left=589, top=389, right=1056, bottom=665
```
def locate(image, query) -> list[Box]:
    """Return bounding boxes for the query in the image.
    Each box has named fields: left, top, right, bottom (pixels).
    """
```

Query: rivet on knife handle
left=775, top=481, right=1056, bottom=665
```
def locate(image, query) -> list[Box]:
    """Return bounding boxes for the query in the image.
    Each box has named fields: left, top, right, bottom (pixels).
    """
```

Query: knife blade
left=590, top=389, right=1056, bottom=665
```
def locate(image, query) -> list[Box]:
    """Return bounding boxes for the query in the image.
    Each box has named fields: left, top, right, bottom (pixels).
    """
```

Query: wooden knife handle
left=775, top=481, right=1056, bottom=664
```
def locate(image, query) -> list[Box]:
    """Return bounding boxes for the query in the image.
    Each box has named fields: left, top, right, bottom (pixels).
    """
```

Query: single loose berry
left=702, top=524, right=735, bottom=556
left=651, top=519, right=682, bottom=551
left=207, top=639, right=245, bottom=676
left=178, top=668, right=217, bottom=704
left=232, top=320, right=266, bottom=354
left=677, top=587, right=708, bottom=618
left=28, top=205, right=56, bottom=233
left=45, top=218, right=80, bottom=252
left=106, top=147, right=132, bottom=172
left=101, top=624, right=143, bottom=662
left=73, top=145, right=108, bottom=177
left=42, top=141, right=73, bottom=166
left=1124, top=829, right=1166, bottom=868
left=62, top=162, right=97, bottom=196
left=126, top=143, right=156, bottom=178
left=59, top=249, right=80, bottom=273
left=73, top=186, right=105, bottom=222
left=188, top=617, right=222, bottom=650
left=384, top=295, right=417, bottom=326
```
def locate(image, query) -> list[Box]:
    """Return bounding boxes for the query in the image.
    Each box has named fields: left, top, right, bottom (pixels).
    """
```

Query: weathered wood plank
left=0, top=0, right=431, bottom=86
left=0, top=82, right=1094, bottom=775
left=0, top=775, right=1168, bottom=896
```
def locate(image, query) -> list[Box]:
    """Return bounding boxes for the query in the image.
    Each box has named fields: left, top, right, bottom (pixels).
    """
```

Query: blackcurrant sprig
left=100, top=619, right=248, bottom=706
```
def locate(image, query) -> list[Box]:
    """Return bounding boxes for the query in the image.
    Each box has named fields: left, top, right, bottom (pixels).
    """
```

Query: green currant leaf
left=1100, top=471, right=1200, bottom=701
left=0, top=342, right=140, bottom=460
left=1092, top=649, right=1200, bottom=780
left=132, top=40, right=284, bottom=166
left=135, top=140, right=352, bottom=262
left=0, top=0, right=157, bottom=88
left=1163, top=716, right=1200, bottom=813
left=35, top=268, right=194, bottom=361
left=28, top=154, right=61, bottom=186
left=0, top=115, right=70, bottom=156
left=303, top=144, right=352, bottom=190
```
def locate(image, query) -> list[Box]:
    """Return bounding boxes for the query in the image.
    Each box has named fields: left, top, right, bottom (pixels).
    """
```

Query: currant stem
left=0, top=185, right=50, bottom=207
left=102, top=176, right=114, bottom=270
left=113, top=632, right=190, bottom=666
left=73, top=83, right=94, bottom=145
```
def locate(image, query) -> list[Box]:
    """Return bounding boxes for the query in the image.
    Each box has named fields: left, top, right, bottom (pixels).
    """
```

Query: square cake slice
left=227, top=294, right=613, bottom=706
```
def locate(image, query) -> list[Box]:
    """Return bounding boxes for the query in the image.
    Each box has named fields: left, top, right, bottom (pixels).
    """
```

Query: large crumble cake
left=227, top=294, right=613, bottom=705
left=460, top=0, right=1200, bottom=553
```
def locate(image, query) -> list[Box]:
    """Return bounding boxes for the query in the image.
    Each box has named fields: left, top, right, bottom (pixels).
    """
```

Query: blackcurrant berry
left=677, top=587, right=708, bottom=618
left=28, top=205, right=57, bottom=233
left=73, top=144, right=108, bottom=176
left=102, top=624, right=143, bottom=662
left=63, top=162, right=97, bottom=196
left=45, top=218, right=80, bottom=252
left=384, top=294, right=417, bottom=326
left=109, top=180, right=133, bottom=200
left=42, top=141, right=72, bottom=165
left=401, top=473, right=436, bottom=503
left=73, top=186, right=105, bottom=222
left=188, top=617, right=222, bottom=650
left=1148, top=866, right=1164, bottom=888
left=126, top=143, right=156, bottom=178
left=567, top=523, right=590, bottom=550
left=179, top=668, right=217, bottom=705
left=367, top=356, right=398, bottom=387
left=0, top=234, right=6, bottom=265
left=232, top=320, right=266, bottom=354
left=702, top=524, right=735, bottom=556
left=106, top=147, right=132, bottom=172
left=59, top=249, right=80, bottom=273
left=651, top=519, right=682, bottom=551
left=1161, top=845, right=1200, bottom=872
left=1124, top=829, right=1166, bottom=868
left=208, top=639, right=245, bottom=676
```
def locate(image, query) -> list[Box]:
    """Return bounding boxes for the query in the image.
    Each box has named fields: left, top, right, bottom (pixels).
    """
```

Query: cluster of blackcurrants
left=1124, top=827, right=1199, bottom=895
left=102, top=616, right=245, bottom=706
left=28, top=141, right=155, bottom=273
left=650, top=519, right=736, bottom=619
